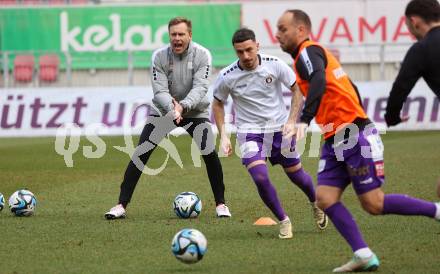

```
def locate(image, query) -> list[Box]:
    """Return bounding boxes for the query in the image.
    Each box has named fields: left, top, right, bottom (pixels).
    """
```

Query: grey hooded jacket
left=151, top=41, right=211, bottom=118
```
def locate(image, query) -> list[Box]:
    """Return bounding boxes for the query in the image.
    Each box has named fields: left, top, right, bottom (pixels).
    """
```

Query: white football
left=0, top=193, right=4, bottom=212
left=8, top=189, right=37, bottom=217
left=173, top=192, right=202, bottom=219
left=171, top=228, right=207, bottom=264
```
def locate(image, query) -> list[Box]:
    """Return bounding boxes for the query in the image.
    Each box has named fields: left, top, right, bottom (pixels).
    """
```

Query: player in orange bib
left=277, top=9, right=440, bottom=272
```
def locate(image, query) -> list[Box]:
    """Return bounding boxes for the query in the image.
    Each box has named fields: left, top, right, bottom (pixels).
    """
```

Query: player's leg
left=318, top=186, right=368, bottom=255
left=318, top=186, right=379, bottom=272
left=284, top=163, right=328, bottom=230
left=358, top=188, right=439, bottom=218
left=273, top=132, right=328, bottom=229
left=351, top=128, right=440, bottom=219
left=105, top=116, right=174, bottom=219
left=275, top=132, right=316, bottom=202
left=247, top=160, right=287, bottom=222
left=239, top=132, right=291, bottom=238
left=248, top=160, right=292, bottom=238
left=283, top=163, right=316, bottom=202
left=184, top=118, right=230, bottom=217
left=317, top=140, right=379, bottom=272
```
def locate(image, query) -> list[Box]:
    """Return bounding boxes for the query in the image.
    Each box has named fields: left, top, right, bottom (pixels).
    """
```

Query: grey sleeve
left=151, top=50, right=173, bottom=115
left=180, top=49, right=211, bottom=112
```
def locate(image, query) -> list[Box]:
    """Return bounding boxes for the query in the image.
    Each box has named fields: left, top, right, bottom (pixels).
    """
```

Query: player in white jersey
left=212, top=28, right=328, bottom=238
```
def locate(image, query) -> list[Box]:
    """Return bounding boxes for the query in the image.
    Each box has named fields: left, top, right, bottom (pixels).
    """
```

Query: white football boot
left=278, top=217, right=293, bottom=239
left=333, top=254, right=380, bottom=272
left=104, top=204, right=126, bottom=220
left=311, top=202, right=329, bottom=230
left=215, top=204, right=232, bottom=217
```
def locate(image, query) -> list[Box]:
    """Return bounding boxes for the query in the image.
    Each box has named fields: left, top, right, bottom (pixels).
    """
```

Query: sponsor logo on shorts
left=375, top=161, right=385, bottom=177
left=360, top=177, right=373, bottom=184
left=347, top=165, right=370, bottom=177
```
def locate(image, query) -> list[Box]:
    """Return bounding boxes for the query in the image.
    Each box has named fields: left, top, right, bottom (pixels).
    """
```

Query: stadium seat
left=13, top=55, right=34, bottom=83
left=21, top=0, right=41, bottom=5
left=47, top=0, right=67, bottom=5
left=0, top=0, right=18, bottom=5
left=39, top=54, right=59, bottom=82
left=70, top=0, right=88, bottom=4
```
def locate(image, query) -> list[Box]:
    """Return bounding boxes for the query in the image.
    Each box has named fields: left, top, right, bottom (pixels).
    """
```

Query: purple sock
left=248, top=164, right=286, bottom=221
left=383, top=194, right=436, bottom=217
left=286, top=168, right=316, bottom=202
left=325, top=202, right=368, bottom=252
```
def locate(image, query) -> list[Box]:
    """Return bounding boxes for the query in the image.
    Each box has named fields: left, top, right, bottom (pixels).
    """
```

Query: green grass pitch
left=0, top=131, right=439, bottom=273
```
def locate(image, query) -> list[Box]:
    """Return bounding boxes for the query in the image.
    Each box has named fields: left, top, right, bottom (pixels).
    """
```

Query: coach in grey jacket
left=151, top=38, right=211, bottom=119
left=105, top=17, right=231, bottom=219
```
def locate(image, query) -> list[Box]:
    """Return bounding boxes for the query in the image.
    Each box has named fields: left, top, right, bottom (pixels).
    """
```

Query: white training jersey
left=213, top=54, right=296, bottom=133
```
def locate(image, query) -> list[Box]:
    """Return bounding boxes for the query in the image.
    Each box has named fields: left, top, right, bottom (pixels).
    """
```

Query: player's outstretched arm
left=283, top=84, right=303, bottom=139
left=212, top=99, right=232, bottom=156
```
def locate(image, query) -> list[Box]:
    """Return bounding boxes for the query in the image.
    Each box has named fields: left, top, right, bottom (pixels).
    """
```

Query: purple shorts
left=317, top=127, right=385, bottom=195
left=237, top=132, right=301, bottom=168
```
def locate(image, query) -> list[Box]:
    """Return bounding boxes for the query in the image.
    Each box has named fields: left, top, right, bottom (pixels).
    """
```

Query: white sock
left=354, top=247, right=373, bottom=259
left=435, top=203, right=440, bottom=220
left=280, top=216, right=290, bottom=224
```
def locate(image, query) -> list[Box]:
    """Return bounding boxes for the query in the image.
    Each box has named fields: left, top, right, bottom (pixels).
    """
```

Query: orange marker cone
left=253, top=217, right=277, bottom=226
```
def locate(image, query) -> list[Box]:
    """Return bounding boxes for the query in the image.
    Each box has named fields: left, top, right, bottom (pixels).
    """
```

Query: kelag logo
left=60, top=11, right=169, bottom=52
left=0, top=4, right=240, bottom=68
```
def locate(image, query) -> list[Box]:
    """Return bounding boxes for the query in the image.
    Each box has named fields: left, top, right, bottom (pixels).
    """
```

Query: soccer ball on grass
left=171, top=228, right=207, bottom=264
left=8, top=189, right=37, bottom=217
left=173, top=192, right=202, bottom=219
left=0, top=193, right=4, bottom=212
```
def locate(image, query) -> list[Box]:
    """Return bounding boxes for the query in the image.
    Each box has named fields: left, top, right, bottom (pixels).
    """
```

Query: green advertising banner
left=0, top=4, right=240, bottom=69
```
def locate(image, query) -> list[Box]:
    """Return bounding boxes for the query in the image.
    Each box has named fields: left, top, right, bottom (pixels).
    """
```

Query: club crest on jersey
left=265, top=76, right=273, bottom=84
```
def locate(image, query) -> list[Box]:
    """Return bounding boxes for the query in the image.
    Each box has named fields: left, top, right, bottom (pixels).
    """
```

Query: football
left=0, top=193, right=4, bottom=212
left=8, top=189, right=37, bottom=217
left=173, top=192, right=202, bottom=218
left=171, top=228, right=207, bottom=264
